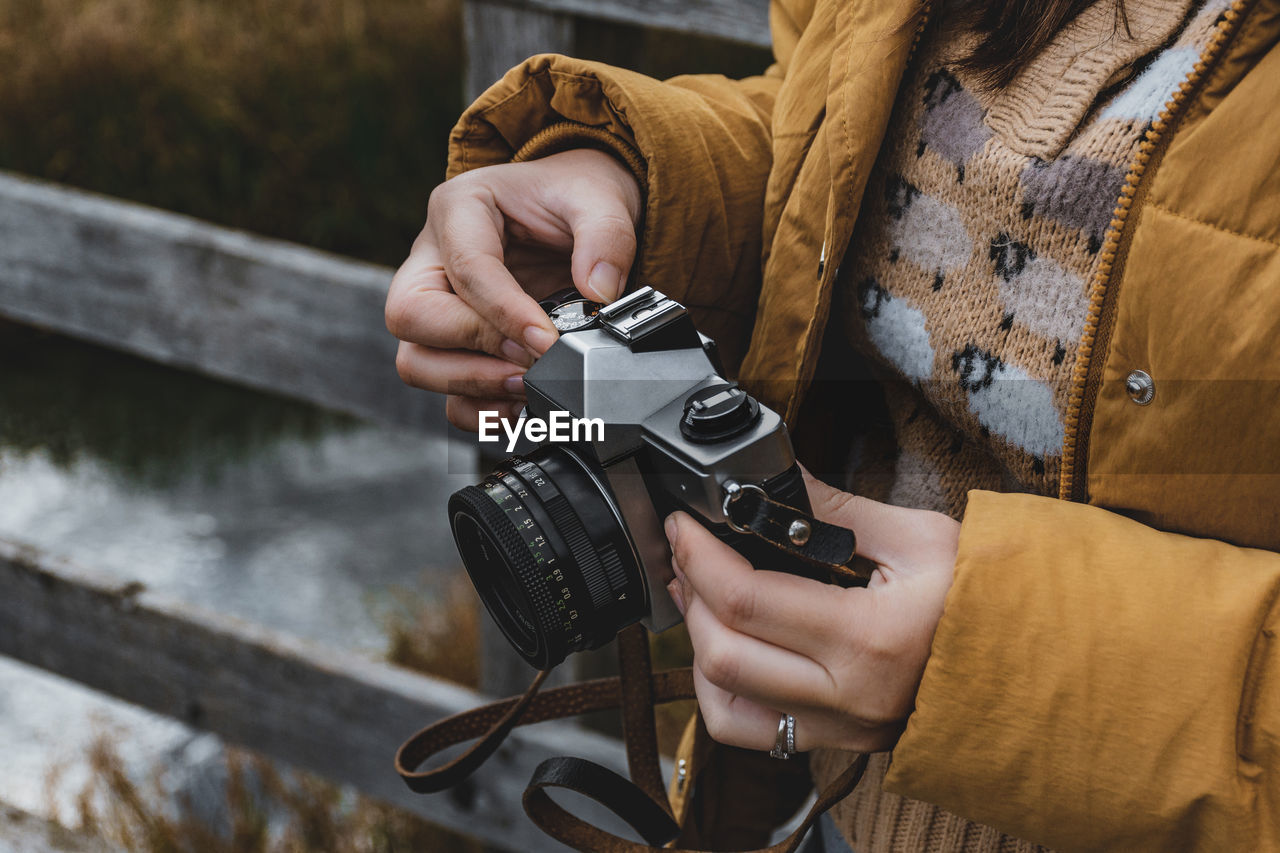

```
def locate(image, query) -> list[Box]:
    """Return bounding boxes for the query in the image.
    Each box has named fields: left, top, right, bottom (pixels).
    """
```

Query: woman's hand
left=385, top=149, right=643, bottom=431
left=665, top=469, right=960, bottom=753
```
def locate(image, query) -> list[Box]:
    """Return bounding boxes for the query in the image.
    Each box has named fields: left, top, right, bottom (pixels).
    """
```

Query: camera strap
left=396, top=624, right=869, bottom=853
left=724, top=484, right=877, bottom=583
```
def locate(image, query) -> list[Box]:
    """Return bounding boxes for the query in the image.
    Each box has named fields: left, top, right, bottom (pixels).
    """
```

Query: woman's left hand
left=664, top=469, right=960, bottom=754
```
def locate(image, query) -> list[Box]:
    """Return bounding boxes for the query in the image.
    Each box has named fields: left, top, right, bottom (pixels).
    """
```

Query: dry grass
left=383, top=573, right=481, bottom=690
left=0, top=0, right=462, bottom=265
left=0, top=0, right=769, bottom=267
left=35, top=575, right=487, bottom=853
left=62, top=736, right=482, bottom=853
left=42, top=570, right=689, bottom=851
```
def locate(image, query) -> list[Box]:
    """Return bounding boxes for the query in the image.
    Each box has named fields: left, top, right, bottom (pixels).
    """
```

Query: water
left=0, top=322, right=477, bottom=827
left=0, top=422, right=472, bottom=654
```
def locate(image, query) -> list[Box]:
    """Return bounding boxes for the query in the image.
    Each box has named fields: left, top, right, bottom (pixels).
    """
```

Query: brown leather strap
left=396, top=661, right=868, bottom=852
left=525, top=756, right=682, bottom=846
left=523, top=751, right=869, bottom=853
left=724, top=485, right=875, bottom=583
left=396, top=666, right=697, bottom=793
left=395, top=669, right=550, bottom=793
left=616, top=625, right=671, bottom=811
left=397, top=554, right=869, bottom=849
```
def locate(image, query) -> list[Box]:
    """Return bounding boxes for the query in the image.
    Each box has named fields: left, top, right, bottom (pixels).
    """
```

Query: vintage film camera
left=448, top=287, right=839, bottom=670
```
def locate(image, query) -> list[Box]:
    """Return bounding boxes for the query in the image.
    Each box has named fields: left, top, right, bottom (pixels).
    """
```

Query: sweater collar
left=961, top=0, right=1197, bottom=159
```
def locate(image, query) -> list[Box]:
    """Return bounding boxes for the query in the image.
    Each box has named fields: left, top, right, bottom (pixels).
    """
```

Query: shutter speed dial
left=547, top=299, right=602, bottom=332
left=679, top=384, right=761, bottom=443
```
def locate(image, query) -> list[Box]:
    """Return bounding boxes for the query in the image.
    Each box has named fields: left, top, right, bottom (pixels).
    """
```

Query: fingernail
left=505, top=401, right=526, bottom=421
left=664, top=514, right=679, bottom=548
left=667, top=578, right=686, bottom=616
left=587, top=262, right=624, bottom=302
left=502, top=374, right=526, bottom=395
left=524, top=325, right=557, bottom=357
left=501, top=338, right=532, bottom=366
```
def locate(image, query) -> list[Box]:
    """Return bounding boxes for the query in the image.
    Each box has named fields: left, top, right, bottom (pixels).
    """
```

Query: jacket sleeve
left=444, top=1, right=813, bottom=372
left=883, top=490, right=1280, bottom=851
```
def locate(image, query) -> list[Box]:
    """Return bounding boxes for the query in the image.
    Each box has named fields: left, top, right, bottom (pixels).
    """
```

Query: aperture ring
left=509, top=461, right=614, bottom=611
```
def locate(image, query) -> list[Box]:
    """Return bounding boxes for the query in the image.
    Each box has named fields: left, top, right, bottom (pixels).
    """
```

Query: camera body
left=449, top=287, right=822, bottom=670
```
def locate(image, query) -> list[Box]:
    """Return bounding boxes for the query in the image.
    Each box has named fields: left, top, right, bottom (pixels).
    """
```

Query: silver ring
left=722, top=481, right=767, bottom=535
left=769, top=713, right=797, bottom=760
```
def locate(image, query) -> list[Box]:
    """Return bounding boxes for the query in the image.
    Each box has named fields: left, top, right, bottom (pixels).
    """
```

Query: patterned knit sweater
left=811, top=0, right=1235, bottom=850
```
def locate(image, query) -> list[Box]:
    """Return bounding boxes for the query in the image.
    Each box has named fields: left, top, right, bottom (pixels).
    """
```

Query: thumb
left=800, top=465, right=872, bottom=527
left=563, top=193, right=638, bottom=304
left=799, top=465, right=911, bottom=566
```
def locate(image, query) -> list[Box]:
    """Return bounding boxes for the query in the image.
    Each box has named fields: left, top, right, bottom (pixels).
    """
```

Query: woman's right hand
left=385, top=148, right=643, bottom=431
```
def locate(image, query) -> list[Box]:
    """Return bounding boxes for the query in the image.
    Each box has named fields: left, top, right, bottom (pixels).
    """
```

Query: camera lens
left=448, top=447, right=647, bottom=670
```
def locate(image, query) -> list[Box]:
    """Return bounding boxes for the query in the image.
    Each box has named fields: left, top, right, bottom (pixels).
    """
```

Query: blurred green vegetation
left=0, top=0, right=769, bottom=267
left=0, top=0, right=463, bottom=266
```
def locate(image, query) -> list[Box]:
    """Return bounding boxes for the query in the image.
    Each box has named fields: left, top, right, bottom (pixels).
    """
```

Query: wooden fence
left=0, top=1, right=769, bottom=848
left=464, top=0, right=769, bottom=99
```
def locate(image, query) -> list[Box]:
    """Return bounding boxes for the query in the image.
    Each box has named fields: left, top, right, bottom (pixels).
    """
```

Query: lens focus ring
left=449, top=447, right=648, bottom=671
left=449, top=484, right=566, bottom=663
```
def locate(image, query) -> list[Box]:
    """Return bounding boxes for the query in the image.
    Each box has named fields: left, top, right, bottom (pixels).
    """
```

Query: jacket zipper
left=909, top=2, right=934, bottom=58
left=1058, top=0, right=1256, bottom=502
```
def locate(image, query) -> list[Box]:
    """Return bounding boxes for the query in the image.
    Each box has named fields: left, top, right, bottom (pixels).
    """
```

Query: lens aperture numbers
left=494, top=469, right=591, bottom=650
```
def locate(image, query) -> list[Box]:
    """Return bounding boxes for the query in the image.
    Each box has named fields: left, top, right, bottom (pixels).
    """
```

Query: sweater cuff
left=513, top=121, right=648, bottom=190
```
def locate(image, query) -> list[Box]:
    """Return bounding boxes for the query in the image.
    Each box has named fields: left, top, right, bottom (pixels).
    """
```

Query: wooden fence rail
left=0, top=172, right=434, bottom=432
left=484, top=0, right=770, bottom=48
left=0, top=538, right=637, bottom=853
left=0, top=1, right=770, bottom=846
left=464, top=0, right=770, bottom=100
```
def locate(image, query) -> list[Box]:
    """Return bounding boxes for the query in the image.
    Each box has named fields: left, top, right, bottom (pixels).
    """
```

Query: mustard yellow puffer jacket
left=445, top=0, right=1280, bottom=848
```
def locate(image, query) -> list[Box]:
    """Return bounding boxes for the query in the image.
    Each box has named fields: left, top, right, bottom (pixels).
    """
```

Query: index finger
left=665, top=512, right=853, bottom=662
left=431, top=186, right=559, bottom=356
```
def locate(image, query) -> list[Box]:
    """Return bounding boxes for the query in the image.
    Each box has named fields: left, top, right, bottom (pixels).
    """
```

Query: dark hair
left=953, top=0, right=1131, bottom=88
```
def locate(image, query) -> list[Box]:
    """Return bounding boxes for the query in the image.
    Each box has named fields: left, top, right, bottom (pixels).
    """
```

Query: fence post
left=463, top=1, right=575, bottom=102
left=461, top=1, right=582, bottom=700
left=461, top=2, right=633, bottom=714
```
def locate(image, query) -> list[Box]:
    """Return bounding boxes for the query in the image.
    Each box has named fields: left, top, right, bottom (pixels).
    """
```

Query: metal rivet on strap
left=1126, top=370, right=1155, bottom=406
left=788, top=519, right=812, bottom=546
